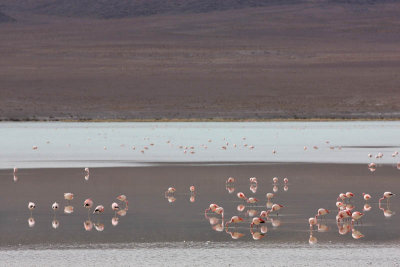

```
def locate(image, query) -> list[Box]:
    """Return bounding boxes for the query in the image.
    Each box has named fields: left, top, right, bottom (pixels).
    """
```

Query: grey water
left=1, top=121, right=400, bottom=169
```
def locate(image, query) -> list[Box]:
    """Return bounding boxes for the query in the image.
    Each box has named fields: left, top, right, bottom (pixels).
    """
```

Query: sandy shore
left=0, top=163, right=398, bottom=247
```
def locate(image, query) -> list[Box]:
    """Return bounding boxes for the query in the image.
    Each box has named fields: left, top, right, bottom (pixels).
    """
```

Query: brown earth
left=0, top=1, right=400, bottom=120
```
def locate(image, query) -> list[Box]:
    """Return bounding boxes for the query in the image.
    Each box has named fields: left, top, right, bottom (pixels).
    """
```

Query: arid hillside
left=0, top=1, right=400, bottom=120
left=0, top=11, right=15, bottom=22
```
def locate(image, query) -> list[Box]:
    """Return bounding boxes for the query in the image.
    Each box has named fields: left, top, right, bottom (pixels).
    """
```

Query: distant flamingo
left=247, top=197, right=258, bottom=204
left=345, top=192, right=354, bottom=201
left=250, top=217, right=265, bottom=230
left=266, top=193, right=274, bottom=201
left=336, top=201, right=345, bottom=211
left=362, top=193, right=371, bottom=201
left=93, top=205, right=104, bottom=214
left=315, top=208, right=329, bottom=220
left=52, top=202, right=59, bottom=215
left=111, top=202, right=120, bottom=216
left=249, top=177, right=257, bottom=184
left=214, top=207, right=224, bottom=219
left=237, top=192, right=247, bottom=201
left=309, top=217, right=317, bottom=230
left=337, top=193, right=346, bottom=201
left=226, top=177, right=235, bottom=184
left=379, top=192, right=395, bottom=204
left=351, top=211, right=364, bottom=224
left=225, top=216, right=244, bottom=227
left=266, top=204, right=284, bottom=216
left=205, top=203, right=219, bottom=218
left=117, top=195, right=127, bottom=202
left=28, top=202, right=35, bottom=217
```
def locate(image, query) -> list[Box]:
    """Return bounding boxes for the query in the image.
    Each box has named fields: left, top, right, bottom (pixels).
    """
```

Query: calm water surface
left=1, top=121, right=400, bottom=169
left=0, top=122, right=399, bottom=265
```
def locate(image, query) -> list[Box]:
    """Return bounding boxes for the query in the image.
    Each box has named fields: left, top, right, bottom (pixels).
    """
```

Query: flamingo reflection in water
left=189, top=186, right=196, bottom=203
left=379, top=201, right=395, bottom=218
left=249, top=218, right=265, bottom=241
left=165, top=187, right=176, bottom=203
left=226, top=184, right=235, bottom=194
left=225, top=216, right=246, bottom=240
left=64, top=193, right=74, bottom=214
left=52, top=202, right=60, bottom=229
left=28, top=202, right=36, bottom=228
left=84, top=167, right=90, bottom=181
left=309, top=229, right=318, bottom=245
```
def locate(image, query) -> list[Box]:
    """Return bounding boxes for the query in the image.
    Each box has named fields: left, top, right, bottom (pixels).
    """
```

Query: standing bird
left=250, top=217, right=265, bottom=230
left=93, top=205, right=105, bottom=214
left=247, top=197, right=258, bottom=204
left=352, top=211, right=364, bottom=224
left=363, top=193, right=371, bottom=201
left=205, top=203, right=219, bottom=218
left=52, top=202, right=59, bottom=214
left=270, top=204, right=284, bottom=216
left=225, top=216, right=244, bottom=228
left=28, top=202, right=36, bottom=217
left=117, top=195, right=127, bottom=202
left=165, top=187, right=176, bottom=195
left=64, top=193, right=74, bottom=204
left=309, top=217, right=317, bottom=230
left=111, top=202, right=120, bottom=216
left=345, top=192, right=354, bottom=201
left=226, top=177, right=235, bottom=184
left=249, top=177, right=258, bottom=184
left=84, top=198, right=93, bottom=209
left=214, top=207, right=224, bottom=219
left=266, top=193, right=274, bottom=201
left=13, top=167, right=18, bottom=174
left=337, top=193, right=346, bottom=201
left=315, top=208, right=330, bottom=220
left=237, top=192, right=247, bottom=201
left=379, top=192, right=395, bottom=204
